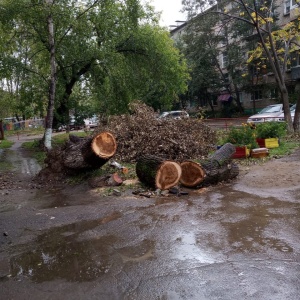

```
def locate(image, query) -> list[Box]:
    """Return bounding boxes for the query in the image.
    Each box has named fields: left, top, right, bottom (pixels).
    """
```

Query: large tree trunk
left=44, top=132, right=117, bottom=174
left=44, top=0, right=56, bottom=150
left=136, top=155, right=182, bottom=190
left=180, top=143, right=239, bottom=188
left=0, top=120, right=4, bottom=140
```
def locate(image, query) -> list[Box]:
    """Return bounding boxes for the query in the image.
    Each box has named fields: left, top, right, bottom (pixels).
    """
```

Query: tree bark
left=44, top=132, right=117, bottom=174
left=44, top=0, right=56, bottom=149
left=0, top=120, right=4, bottom=140
left=136, top=155, right=182, bottom=190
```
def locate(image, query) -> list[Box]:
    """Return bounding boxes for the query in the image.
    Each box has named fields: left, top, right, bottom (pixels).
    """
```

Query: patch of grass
left=52, top=131, right=90, bottom=146
left=22, top=140, right=46, bottom=165
left=0, top=139, right=14, bottom=149
left=0, top=160, right=13, bottom=171
left=269, top=138, right=300, bottom=156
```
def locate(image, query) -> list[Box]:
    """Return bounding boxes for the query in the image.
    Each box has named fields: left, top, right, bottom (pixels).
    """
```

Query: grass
left=269, top=135, right=300, bottom=156
left=0, top=139, right=14, bottom=149
left=0, top=160, right=13, bottom=172
left=52, top=131, right=90, bottom=146
left=216, top=129, right=300, bottom=165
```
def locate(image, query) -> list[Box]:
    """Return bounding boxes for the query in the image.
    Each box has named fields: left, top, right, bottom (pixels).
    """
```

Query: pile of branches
left=96, top=101, right=217, bottom=163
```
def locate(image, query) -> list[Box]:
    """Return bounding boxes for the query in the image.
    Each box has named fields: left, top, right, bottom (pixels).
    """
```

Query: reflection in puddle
left=9, top=216, right=122, bottom=282
left=118, top=239, right=155, bottom=263
left=173, top=232, right=218, bottom=264
left=223, top=204, right=294, bottom=253
left=0, top=148, right=41, bottom=175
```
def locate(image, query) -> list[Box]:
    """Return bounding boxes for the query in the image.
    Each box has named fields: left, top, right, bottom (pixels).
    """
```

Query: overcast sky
left=150, top=0, right=186, bottom=28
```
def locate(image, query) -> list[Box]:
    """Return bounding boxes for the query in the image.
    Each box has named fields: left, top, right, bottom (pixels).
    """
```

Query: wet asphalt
left=0, top=137, right=300, bottom=300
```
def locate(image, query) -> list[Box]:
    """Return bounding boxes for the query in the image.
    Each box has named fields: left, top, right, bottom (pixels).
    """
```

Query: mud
left=0, top=134, right=300, bottom=300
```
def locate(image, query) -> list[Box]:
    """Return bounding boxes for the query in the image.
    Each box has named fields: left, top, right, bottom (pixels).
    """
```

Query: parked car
left=247, top=104, right=284, bottom=124
left=276, top=104, right=296, bottom=122
left=158, top=110, right=189, bottom=120
left=84, top=116, right=99, bottom=129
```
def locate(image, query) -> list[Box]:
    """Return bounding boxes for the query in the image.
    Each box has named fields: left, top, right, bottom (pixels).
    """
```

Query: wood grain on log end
left=91, top=132, right=117, bottom=159
left=180, top=161, right=205, bottom=188
left=155, top=161, right=182, bottom=190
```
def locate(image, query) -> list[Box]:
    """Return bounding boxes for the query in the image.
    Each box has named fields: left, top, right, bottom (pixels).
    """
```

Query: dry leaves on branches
left=96, top=102, right=217, bottom=162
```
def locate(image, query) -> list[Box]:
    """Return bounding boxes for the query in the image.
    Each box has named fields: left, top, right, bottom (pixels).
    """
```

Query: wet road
left=0, top=140, right=300, bottom=299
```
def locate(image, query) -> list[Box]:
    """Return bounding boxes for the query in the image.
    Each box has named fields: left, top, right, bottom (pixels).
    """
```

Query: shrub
left=223, top=123, right=258, bottom=149
left=255, top=122, right=287, bottom=139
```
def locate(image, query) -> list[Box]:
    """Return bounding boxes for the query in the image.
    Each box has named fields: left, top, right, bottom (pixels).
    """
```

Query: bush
left=223, top=123, right=258, bottom=149
left=255, top=122, right=287, bottom=139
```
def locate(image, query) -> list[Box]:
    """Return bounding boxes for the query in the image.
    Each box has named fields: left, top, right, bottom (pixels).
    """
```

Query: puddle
left=117, top=239, right=155, bottom=263
left=7, top=218, right=122, bottom=282
left=173, top=232, right=219, bottom=264
left=0, top=148, right=41, bottom=175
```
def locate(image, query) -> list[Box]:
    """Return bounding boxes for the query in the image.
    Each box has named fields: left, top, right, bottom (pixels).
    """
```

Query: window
left=222, top=51, right=228, bottom=68
left=238, top=92, right=243, bottom=103
left=284, top=0, right=298, bottom=15
left=270, top=89, right=278, bottom=99
left=212, top=95, right=218, bottom=106
left=251, top=90, right=263, bottom=101
left=223, top=73, right=229, bottom=84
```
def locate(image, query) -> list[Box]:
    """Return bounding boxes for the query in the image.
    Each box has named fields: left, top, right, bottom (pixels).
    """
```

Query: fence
left=203, top=116, right=285, bottom=130
left=2, top=119, right=45, bottom=131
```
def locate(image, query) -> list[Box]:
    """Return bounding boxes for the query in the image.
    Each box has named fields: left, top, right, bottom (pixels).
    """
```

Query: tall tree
left=183, top=0, right=300, bottom=132
left=44, top=0, right=56, bottom=149
left=181, top=7, right=247, bottom=115
left=0, top=0, right=189, bottom=144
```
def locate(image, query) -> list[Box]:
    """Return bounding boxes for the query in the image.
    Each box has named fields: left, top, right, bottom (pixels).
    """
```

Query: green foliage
left=52, top=132, right=89, bottom=146
left=255, top=122, right=287, bottom=139
left=222, top=124, right=258, bottom=149
left=0, top=139, right=14, bottom=149
left=268, top=139, right=299, bottom=156
left=0, top=0, right=189, bottom=122
left=22, top=140, right=46, bottom=165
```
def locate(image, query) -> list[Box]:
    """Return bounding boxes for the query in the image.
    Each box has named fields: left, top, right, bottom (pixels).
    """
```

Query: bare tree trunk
left=293, top=83, right=300, bottom=132
left=281, top=88, right=293, bottom=132
left=0, top=120, right=4, bottom=140
left=44, top=0, right=56, bottom=150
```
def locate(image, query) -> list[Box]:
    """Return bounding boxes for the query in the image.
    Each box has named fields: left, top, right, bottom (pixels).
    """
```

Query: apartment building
left=170, top=0, right=300, bottom=114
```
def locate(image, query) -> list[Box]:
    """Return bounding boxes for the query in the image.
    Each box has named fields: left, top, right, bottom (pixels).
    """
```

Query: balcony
left=291, top=66, right=300, bottom=80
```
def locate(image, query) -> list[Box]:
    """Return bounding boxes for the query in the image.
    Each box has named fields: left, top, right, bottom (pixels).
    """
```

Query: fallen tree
left=136, top=155, right=182, bottom=190
left=180, top=143, right=239, bottom=188
left=43, top=131, right=117, bottom=174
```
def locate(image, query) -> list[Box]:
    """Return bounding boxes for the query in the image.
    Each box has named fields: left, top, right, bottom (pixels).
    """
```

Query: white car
left=247, top=104, right=284, bottom=124
left=84, top=116, right=99, bottom=129
left=158, top=110, right=189, bottom=120
left=276, top=104, right=296, bottom=122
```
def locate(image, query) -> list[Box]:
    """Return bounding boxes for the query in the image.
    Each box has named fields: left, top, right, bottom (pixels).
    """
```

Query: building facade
left=170, top=0, right=300, bottom=115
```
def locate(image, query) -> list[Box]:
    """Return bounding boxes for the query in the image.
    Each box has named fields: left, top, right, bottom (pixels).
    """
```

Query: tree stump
left=180, top=161, right=205, bottom=188
left=136, top=155, right=182, bottom=190
left=180, top=143, right=239, bottom=188
left=44, top=131, right=117, bottom=174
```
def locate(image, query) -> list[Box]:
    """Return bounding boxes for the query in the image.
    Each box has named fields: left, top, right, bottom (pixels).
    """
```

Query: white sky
left=149, top=0, right=186, bottom=28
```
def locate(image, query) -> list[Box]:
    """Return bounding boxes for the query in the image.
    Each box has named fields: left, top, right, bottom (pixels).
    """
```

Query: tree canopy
left=0, top=0, right=189, bottom=122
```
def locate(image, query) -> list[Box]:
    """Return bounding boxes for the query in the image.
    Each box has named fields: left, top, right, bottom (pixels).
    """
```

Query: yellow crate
left=265, top=138, right=279, bottom=148
left=246, top=147, right=250, bottom=157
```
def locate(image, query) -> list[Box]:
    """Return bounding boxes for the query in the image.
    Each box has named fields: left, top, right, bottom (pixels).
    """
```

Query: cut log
left=44, top=131, right=117, bottom=174
left=88, top=172, right=123, bottom=188
left=180, top=161, right=205, bottom=187
left=180, top=143, right=239, bottom=188
left=136, top=155, right=182, bottom=190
